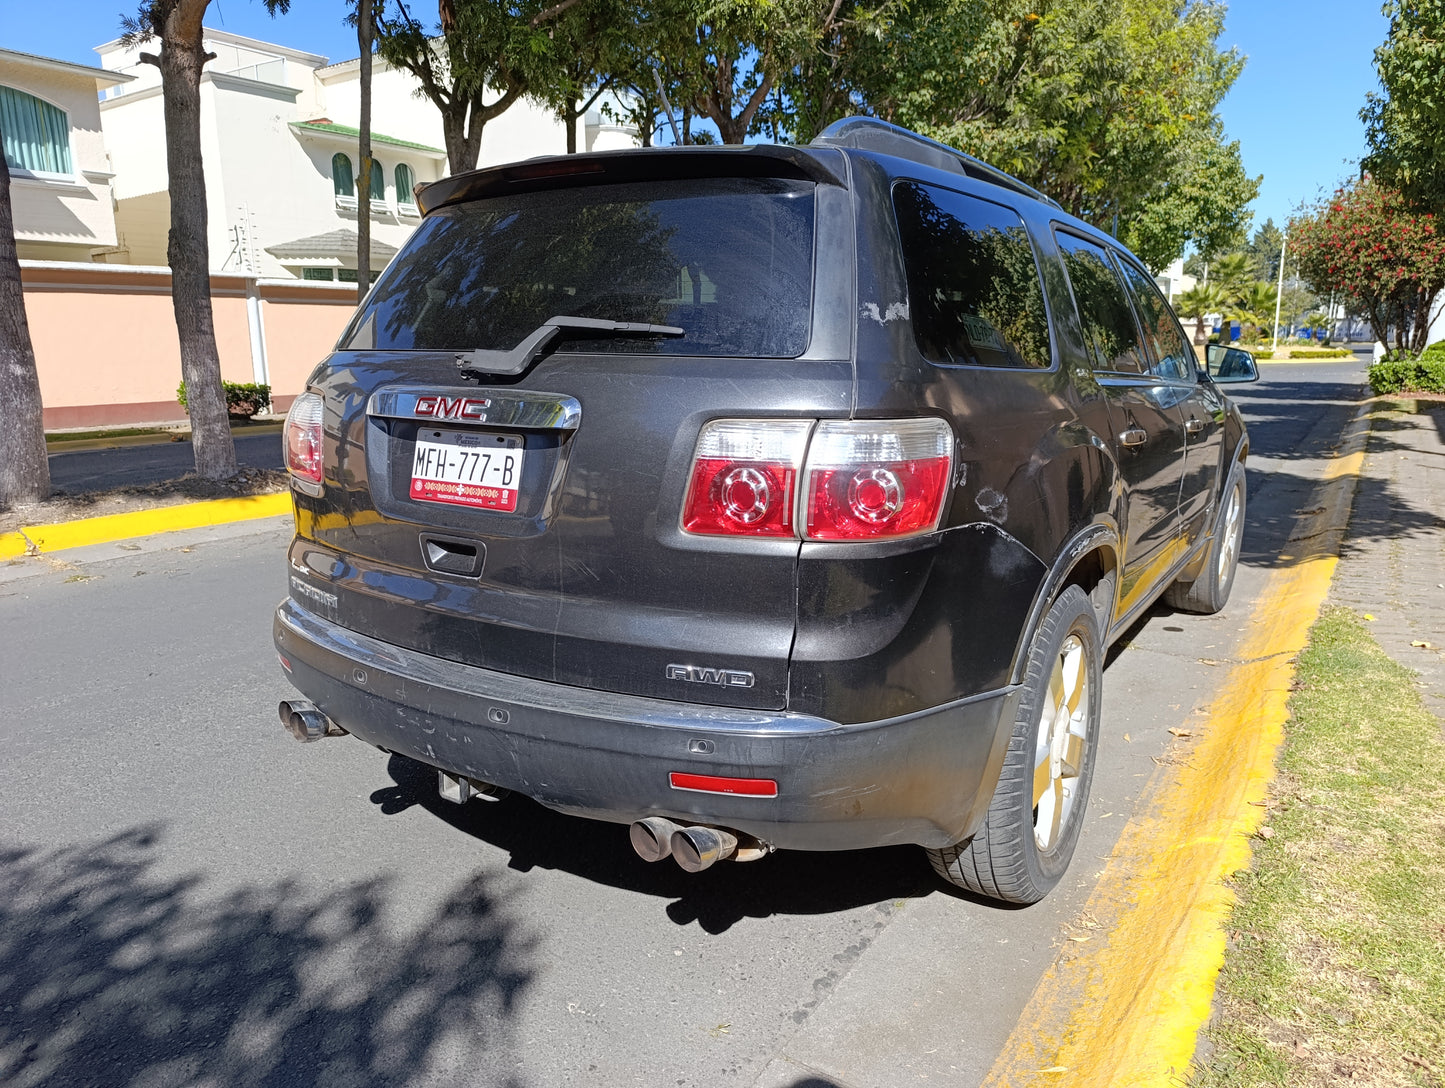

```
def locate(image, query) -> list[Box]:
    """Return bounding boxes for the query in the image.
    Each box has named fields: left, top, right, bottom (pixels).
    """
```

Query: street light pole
left=1272, top=227, right=1288, bottom=352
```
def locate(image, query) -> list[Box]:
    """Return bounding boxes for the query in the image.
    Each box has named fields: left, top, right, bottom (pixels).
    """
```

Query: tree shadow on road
left=0, top=825, right=534, bottom=1088
left=373, top=754, right=935, bottom=935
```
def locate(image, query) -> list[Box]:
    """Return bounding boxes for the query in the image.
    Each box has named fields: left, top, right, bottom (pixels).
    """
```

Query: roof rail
left=811, top=117, right=1062, bottom=210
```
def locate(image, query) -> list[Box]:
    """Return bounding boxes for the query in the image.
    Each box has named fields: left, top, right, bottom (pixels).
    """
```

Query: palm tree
left=1210, top=252, right=1254, bottom=306
left=1227, top=282, right=1278, bottom=343
left=1175, top=283, right=1227, bottom=346
left=1302, top=312, right=1331, bottom=342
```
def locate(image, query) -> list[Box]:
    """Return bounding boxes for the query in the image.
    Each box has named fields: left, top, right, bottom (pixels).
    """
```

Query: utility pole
left=1271, top=227, right=1288, bottom=353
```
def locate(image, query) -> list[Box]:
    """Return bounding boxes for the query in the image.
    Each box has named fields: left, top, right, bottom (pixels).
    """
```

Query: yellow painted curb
left=0, top=493, right=294, bottom=559
left=984, top=403, right=1373, bottom=1087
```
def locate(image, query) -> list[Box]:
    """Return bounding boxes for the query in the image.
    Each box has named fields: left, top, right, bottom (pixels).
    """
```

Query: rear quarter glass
left=342, top=177, right=817, bottom=359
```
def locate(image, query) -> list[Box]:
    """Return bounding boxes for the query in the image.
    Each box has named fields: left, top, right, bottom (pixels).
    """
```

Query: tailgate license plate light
left=411, top=429, right=523, bottom=512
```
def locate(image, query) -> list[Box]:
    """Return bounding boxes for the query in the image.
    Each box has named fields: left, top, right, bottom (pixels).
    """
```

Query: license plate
left=410, top=429, right=523, bottom=512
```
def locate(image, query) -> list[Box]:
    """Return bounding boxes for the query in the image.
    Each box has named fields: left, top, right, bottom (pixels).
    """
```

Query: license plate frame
left=410, top=428, right=524, bottom=512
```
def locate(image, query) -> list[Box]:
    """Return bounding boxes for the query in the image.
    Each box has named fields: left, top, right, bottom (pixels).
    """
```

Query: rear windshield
left=342, top=177, right=816, bottom=358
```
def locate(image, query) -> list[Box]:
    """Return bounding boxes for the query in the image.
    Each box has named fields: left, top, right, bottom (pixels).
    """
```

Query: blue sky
left=4, top=0, right=1389, bottom=239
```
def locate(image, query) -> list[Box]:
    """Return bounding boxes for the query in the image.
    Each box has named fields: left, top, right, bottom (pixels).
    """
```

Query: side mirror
left=1206, top=344, right=1260, bottom=384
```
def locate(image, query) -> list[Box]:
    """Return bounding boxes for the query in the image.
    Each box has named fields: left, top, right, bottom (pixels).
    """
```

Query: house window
left=367, top=159, right=385, bottom=201
left=395, top=163, right=415, bottom=206
left=332, top=153, right=354, bottom=196
left=302, top=268, right=333, bottom=281
left=0, top=85, right=74, bottom=175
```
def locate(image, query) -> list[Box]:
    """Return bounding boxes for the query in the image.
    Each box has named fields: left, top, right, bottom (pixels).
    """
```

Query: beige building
left=0, top=47, right=134, bottom=262
left=93, top=27, right=636, bottom=280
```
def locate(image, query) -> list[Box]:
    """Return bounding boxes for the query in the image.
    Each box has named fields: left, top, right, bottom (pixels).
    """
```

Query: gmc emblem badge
left=414, top=395, right=492, bottom=421
left=665, top=664, right=756, bottom=688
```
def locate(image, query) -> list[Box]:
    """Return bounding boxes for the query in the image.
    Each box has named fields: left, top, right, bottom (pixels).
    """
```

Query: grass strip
left=1195, top=606, right=1445, bottom=1087
left=45, top=427, right=174, bottom=444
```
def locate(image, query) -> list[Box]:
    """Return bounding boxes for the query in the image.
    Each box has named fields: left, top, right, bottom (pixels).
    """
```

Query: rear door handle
left=1184, top=418, right=1206, bottom=435
left=1119, top=428, right=1148, bottom=447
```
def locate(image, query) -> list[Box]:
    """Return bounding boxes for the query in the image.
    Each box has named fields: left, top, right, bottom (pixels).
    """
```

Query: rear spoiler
left=417, top=144, right=846, bottom=216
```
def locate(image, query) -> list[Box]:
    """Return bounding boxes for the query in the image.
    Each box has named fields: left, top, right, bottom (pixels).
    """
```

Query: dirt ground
left=0, top=467, right=288, bottom=535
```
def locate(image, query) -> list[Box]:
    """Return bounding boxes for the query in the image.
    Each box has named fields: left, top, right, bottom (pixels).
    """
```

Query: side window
left=1055, top=231, right=1145, bottom=373
left=1117, top=260, right=1196, bottom=382
left=331, top=153, right=354, bottom=197
left=891, top=181, right=1052, bottom=369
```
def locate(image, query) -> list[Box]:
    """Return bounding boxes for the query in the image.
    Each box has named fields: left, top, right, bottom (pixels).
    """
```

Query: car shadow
left=372, top=753, right=949, bottom=933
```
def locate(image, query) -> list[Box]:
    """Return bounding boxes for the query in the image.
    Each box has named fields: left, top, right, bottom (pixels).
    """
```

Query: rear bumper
left=273, top=599, right=1019, bottom=851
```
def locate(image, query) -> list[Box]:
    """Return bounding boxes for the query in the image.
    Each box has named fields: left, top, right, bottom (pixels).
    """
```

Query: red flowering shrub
left=1291, top=179, right=1445, bottom=357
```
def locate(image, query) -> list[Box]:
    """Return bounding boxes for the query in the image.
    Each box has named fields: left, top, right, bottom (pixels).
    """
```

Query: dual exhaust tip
left=278, top=699, right=344, bottom=742
left=629, top=816, right=766, bottom=872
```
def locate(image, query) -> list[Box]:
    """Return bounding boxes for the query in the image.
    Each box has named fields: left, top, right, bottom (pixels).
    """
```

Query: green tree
left=535, top=0, right=631, bottom=153
left=122, top=0, right=291, bottom=480
left=1208, top=252, right=1254, bottom=305
left=1362, top=0, right=1445, bottom=214
left=856, top=0, right=1253, bottom=271
left=0, top=139, right=50, bottom=506
left=1175, top=281, right=1227, bottom=345
left=1245, top=218, right=1285, bottom=282
left=1291, top=178, right=1445, bottom=356
left=1226, top=281, right=1277, bottom=343
left=373, top=0, right=548, bottom=173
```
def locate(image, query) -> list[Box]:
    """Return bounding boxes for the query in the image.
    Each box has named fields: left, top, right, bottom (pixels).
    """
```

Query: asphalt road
left=47, top=430, right=285, bottom=493
left=0, top=358, right=1368, bottom=1087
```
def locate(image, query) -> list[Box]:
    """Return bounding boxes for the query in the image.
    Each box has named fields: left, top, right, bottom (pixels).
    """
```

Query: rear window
left=891, top=181, right=1052, bottom=369
left=342, top=177, right=816, bottom=358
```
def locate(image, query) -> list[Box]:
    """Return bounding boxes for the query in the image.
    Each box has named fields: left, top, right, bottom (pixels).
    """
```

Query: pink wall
left=21, top=264, right=356, bottom=430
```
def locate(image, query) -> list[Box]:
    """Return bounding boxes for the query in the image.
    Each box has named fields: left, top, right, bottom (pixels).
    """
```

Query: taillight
left=284, top=392, right=325, bottom=497
left=803, top=420, right=953, bottom=540
left=682, top=417, right=954, bottom=542
left=682, top=420, right=811, bottom=537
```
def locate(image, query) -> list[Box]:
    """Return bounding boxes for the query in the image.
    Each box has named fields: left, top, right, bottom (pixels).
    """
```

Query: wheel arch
left=1008, top=520, right=1121, bottom=686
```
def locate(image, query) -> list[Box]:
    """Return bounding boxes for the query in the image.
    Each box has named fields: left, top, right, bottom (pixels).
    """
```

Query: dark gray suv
left=274, top=119, right=1256, bottom=905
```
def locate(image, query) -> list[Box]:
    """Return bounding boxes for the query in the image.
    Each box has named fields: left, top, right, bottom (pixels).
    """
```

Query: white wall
left=0, top=54, right=123, bottom=255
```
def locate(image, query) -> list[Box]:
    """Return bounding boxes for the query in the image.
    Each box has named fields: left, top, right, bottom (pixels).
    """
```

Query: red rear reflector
left=669, top=772, right=779, bottom=797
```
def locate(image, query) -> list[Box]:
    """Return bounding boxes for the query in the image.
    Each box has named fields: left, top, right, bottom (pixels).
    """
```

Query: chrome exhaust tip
left=629, top=817, right=683, bottom=863
left=672, top=826, right=740, bottom=873
left=278, top=700, right=341, bottom=742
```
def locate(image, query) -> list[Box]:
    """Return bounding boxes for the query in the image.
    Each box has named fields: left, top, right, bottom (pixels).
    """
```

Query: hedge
left=1367, top=356, right=1445, bottom=395
left=1288, top=348, right=1352, bottom=359
left=175, top=380, right=272, bottom=419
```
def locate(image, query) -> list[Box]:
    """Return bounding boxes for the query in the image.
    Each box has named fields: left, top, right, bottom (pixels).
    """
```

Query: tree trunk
left=153, top=5, right=237, bottom=479
left=357, top=0, right=373, bottom=303
left=565, top=102, right=578, bottom=154
left=0, top=149, right=51, bottom=507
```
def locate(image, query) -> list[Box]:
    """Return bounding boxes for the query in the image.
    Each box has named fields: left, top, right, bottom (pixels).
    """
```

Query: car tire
left=1164, top=460, right=1246, bottom=615
left=928, top=584, right=1102, bottom=905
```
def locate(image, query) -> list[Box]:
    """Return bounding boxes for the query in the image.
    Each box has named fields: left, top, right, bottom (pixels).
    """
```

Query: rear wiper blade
left=457, top=315, right=685, bottom=378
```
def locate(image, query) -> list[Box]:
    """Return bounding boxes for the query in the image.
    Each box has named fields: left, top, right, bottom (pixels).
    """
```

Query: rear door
left=1053, top=231, right=1188, bottom=614
left=1114, top=260, right=1226, bottom=547
left=294, top=159, right=854, bottom=711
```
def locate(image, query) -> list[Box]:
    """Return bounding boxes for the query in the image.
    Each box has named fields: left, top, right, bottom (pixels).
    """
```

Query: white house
left=0, top=47, right=134, bottom=262
left=91, top=28, right=636, bottom=281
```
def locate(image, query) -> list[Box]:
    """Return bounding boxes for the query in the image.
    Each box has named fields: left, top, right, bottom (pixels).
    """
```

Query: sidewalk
left=1328, top=397, right=1445, bottom=721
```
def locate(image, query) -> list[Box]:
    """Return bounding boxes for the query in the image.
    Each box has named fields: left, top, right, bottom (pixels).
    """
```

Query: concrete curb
left=0, top=493, right=293, bottom=559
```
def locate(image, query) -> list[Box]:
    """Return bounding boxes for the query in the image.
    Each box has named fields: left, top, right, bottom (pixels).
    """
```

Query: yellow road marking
left=985, top=403, right=1372, bottom=1087
left=0, top=493, right=294, bottom=559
